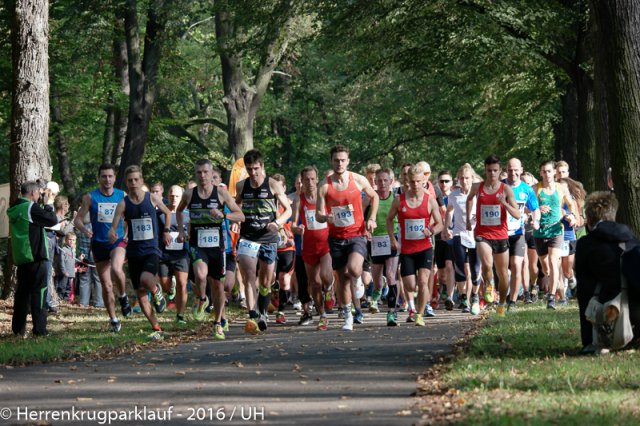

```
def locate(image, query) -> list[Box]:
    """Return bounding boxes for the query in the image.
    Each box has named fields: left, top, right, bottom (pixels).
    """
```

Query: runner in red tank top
left=465, top=154, right=520, bottom=317
left=291, top=165, right=333, bottom=331
left=387, top=165, right=443, bottom=326
left=316, top=145, right=379, bottom=331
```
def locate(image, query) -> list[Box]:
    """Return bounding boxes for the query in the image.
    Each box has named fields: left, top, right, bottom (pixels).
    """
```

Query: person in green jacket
left=7, top=180, right=59, bottom=337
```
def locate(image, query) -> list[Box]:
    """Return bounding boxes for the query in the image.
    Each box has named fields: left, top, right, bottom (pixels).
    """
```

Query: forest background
left=2, top=0, right=638, bottom=226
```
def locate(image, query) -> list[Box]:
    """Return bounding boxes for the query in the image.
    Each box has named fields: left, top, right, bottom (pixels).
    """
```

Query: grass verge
left=0, top=298, right=242, bottom=366
left=419, top=303, right=640, bottom=425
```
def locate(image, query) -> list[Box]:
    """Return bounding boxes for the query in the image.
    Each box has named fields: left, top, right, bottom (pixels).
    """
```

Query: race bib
left=460, top=230, right=476, bottom=249
left=371, top=235, right=391, bottom=256
left=331, top=205, right=355, bottom=227
left=507, top=203, right=525, bottom=234
left=480, top=204, right=501, bottom=226
left=305, top=208, right=327, bottom=230
left=405, top=219, right=425, bottom=240
left=131, top=217, right=153, bottom=241
left=198, top=228, right=220, bottom=248
left=97, top=202, right=117, bottom=223
left=560, top=240, right=570, bottom=257
left=166, top=231, right=183, bottom=251
left=237, top=239, right=261, bottom=258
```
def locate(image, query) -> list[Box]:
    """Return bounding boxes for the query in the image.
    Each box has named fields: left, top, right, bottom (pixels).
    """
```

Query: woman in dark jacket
left=575, top=191, right=640, bottom=352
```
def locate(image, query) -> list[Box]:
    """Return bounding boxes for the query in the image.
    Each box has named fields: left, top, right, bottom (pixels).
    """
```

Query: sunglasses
left=439, top=179, right=451, bottom=183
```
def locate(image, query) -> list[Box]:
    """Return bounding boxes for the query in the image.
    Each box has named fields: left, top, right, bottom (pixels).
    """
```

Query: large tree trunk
left=111, top=38, right=129, bottom=168
left=592, top=10, right=612, bottom=191
left=554, top=82, right=578, bottom=170
left=102, top=90, right=115, bottom=164
left=591, top=0, right=640, bottom=235
left=575, top=71, right=597, bottom=192
left=51, top=86, right=76, bottom=198
left=115, top=0, right=171, bottom=187
left=6, top=0, right=51, bottom=298
left=214, top=1, right=294, bottom=160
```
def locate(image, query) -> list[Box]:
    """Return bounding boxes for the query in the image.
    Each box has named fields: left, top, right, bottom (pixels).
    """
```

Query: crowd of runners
left=66, top=146, right=586, bottom=341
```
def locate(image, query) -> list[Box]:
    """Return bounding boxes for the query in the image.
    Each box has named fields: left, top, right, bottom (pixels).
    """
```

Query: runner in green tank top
left=533, top=160, right=577, bottom=310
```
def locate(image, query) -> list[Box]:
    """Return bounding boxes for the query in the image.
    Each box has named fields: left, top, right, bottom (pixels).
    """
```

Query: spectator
left=8, top=180, right=59, bottom=337
left=75, top=212, right=103, bottom=308
left=55, top=232, right=77, bottom=301
left=575, top=191, right=640, bottom=352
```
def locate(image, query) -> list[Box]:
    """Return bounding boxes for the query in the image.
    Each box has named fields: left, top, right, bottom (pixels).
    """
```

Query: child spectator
left=55, top=233, right=77, bottom=301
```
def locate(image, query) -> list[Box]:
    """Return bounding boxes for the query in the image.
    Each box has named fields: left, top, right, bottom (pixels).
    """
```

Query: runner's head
left=456, top=163, right=475, bottom=191
left=556, top=160, right=570, bottom=180
left=375, top=168, right=394, bottom=195
left=521, top=171, right=537, bottom=186
left=365, top=163, right=381, bottom=188
left=167, top=185, right=183, bottom=210
left=406, top=165, right=425, bottom=193
left=300, top=165, right=319, bottom=194
left=330, top=145, right=350, bottom=174
left=415, top=161, right=431, bottom=186
left=483, top=154, right=501, bottom=182
left=294, top=174, right=302, bottom=193
left=584, top=191, right=618, bottom=229
left=539, top=160, right=556, bottom=184
left=124, top=165, right=144, bottom=191
left=437, top=170, right=452, bottom=194
left=272, top=173, right=286, bottom=192
left=97, top=163, right=116, bottom=191
left=194, top=159, right=214, bottom=188
left=506, top=158, right=523, bottom=185
left=400, top=162, right=413, bottom=189
left=243, top=149, right=265, bottom=182
left=150, top=182, right=164, bottom=198
left=211, top=166, right=222, bottom=186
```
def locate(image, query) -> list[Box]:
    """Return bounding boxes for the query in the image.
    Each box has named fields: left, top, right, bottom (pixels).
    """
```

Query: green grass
left=443, top=304, right=640, bottom=425
left=0, top=301, right=242, bottom=365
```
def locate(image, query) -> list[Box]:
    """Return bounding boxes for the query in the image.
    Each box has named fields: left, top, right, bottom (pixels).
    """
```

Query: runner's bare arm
left=176, top=187, right=192, bottom=243
left=466, top=183, right=479, bottom=231
left=443, top=202, right=455, bottom=240
left=290, top=196, right=304, bottom=235
left=315, top=183, right=331, bottom=224
left=151, top=193, right=173, bottom=247
left=219, top=187, right=245, bottom=223
left=501, top=185, right=520, bottom=219
left=74, top=193, right=93, bottom=238
left=429, top=197, right=444, bottom=236
left=108, top=199, right=126, bottom=244
left=235, top=180, right=245, bottom=206
left=271, top=178, right=292, bottom=226
left=355, top=173, right=379, bottom=232
left=561, top=186, right=579, bottom=227
left=386, top=197, right=400, bottom=251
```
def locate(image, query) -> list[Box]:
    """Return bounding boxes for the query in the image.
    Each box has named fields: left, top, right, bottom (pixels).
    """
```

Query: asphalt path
left=0, top=309, right=476, bottom=426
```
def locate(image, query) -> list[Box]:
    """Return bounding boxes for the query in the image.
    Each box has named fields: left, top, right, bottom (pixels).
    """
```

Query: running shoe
left=338, top=309, right=345, bottom=320
left=445, top=298, right=454, bottom=311
left=324, top=292, right=335, bottom=313
left=239, top=298, right=248, bottom=310
left=496, top=305, right=506, bottom=317
left=292, top=299, right=303, bottom=311
left=148, top=330, right=164, bottom=341
left=193, top=296, right=209, bottom=321
left=110, top=320, right=121, bottom=333
left=530, top=285, right=539, bottom=303
left=212, top=323, right=226, bottom=340
left=298, top=312, right=313, bottom=326
left=257, top=315, right=268, bottom=332
left=275, top=311, right=287, bottom=324
left=120, top=295, right=132, bottom=318
left=152, top=287, right=167, bottom=314
left=353, top=311, right=364, bottom=324
left=406, top=309, right=416, bottom=323
left=430, top=299, right=439, bottom=310
left=415, top=313, right=426, bottom=326
left=507, top=301, right=518, bottom=312
left=205, top=304, right=214, bottom=314
left=484, top=284, right=495, bottom=304
left=369, top=301, right=380, bottom=314
left=568, top=277, right=577, bottom=290
left=559, top=298, right=568, bottom=306
left=470, top=295, right=480, bottom=316
left=317, top=316, right=329, bottom=331
left=459, top=295, right=469, bottom=310
left=221, top=318, right=229, bottom=332
left=175, top=315, right=187, bottom=326
left=167, top=279, right=176, bottom=301
left=244, top=319, right=260, bottom=335
left=547, top=299, right=557, bottom=310
left=386, top=311, right=398, bottom=327
left=425, top=305, right=436, bottom=318
left=524, top=291, right=533, bottom=304
left=342, top=313, right=354, bottom=331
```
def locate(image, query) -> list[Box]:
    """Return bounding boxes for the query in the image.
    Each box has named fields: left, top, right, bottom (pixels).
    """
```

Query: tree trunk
left=214, top=1, right=294, bottom=160
left=554, top=82, right=578, bottom=170
left=51, top=86, right=76, bottom=198
left=111, top=38, right=129, bottom=169
left=592, top=10, right=612, bottom=191
left=575, top=71, right=597, bottom=192
left=9, top=0, right=51, bottom=201
left=591, top=0, right=640, bottom=235
left=102, top=91, right=115, bottom=164
left=6, top=0, right=51, bottom=298
left=115, top=0, right=171, bottom=187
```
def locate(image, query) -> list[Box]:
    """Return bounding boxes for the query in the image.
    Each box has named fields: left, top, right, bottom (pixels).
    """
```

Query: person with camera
left=8, top=181, right=59, bottom=337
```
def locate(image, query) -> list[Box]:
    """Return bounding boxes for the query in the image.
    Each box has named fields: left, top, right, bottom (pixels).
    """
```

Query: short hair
left=124, top=165, right=142, bottom=177
left=272, top=173, right=286, bottom=185
left=484, top=154, right=500, bottom=166
left=168, top=185, right=184, bottom=195
left=195, top=159, right=213, bottom=169
left=375, top=167, right=394, bottom=180
left=65, top=232, right=77, bottom=241
left=330, top=145, right=350, bottom=159
left=98, top=163, right=115, bottom=175
left=150, top=182, right=164, bottom=190
left=301, top=165, right=319, bottom=178
left=20, top=181, right=40, bottom=196
left=364, top=163, right=381, bottom=175
left=438, top=170, right=452, bottom=178
left=556, top=160, right=569, bottom=170
left=539, top=160, right=556, bottom=170
left=456, top=163, right=476, bottom=178
left=243, top=149, right=263, bottom=165
left=407, top=165, right=424, bottom=178
left=415, top=161, right=430, bottom=174
left=211, top=166, right=222, bottom=176
left=585, top=191, right=618, bottom=225
left=53, top=195, right=69, bottom=210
